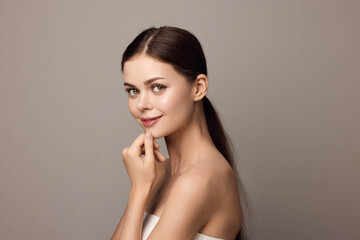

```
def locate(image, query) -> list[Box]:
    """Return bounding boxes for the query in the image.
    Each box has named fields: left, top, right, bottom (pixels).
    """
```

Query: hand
left=122, top=132, right=166, bottom=190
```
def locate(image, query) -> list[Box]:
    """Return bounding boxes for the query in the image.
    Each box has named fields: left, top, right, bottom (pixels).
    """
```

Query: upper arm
left=147, top=174, right=215, bottom=240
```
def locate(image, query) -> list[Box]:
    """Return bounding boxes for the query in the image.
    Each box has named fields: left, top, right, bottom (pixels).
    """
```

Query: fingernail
left=146, top=132, right=151, bottom=139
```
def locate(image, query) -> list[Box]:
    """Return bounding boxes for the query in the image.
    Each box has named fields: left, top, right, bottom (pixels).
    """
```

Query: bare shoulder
left=188, top=152, right=243, bottom=238
left=147, top=153, right=242, bottom=239
left=146, top=163, right=217, bottom=239
left=187, top=152, right=239, bottom=196
left=171, top=168, right=216, bottom=207
left=175, top=151, right=241, bottom=215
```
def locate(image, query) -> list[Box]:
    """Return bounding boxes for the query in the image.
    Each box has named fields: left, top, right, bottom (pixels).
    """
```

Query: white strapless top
left=141, top=212, right=224, bottom=240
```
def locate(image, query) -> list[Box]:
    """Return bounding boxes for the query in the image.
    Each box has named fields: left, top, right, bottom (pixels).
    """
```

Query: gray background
left=1, top=0, right=359, bottom=239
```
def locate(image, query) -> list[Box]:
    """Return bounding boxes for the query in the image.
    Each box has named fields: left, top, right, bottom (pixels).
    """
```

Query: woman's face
left=123, top=54, right=195, bottom=139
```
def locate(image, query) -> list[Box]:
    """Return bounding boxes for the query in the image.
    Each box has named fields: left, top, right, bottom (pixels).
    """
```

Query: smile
left=140, top=116, right=163, bottom=127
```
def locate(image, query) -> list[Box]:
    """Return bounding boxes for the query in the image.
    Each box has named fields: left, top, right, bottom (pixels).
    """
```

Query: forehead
left=123, top=54, right=183, bottom=83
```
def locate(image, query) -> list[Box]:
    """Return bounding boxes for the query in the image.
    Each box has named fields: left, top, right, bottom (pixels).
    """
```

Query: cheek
left=128, top=99, right=137, bottom=117
left=160, top=89, right=193, bottom=117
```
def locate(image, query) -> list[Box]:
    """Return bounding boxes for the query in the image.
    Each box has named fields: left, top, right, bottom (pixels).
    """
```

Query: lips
left=140, top=115, right=162, bottom=127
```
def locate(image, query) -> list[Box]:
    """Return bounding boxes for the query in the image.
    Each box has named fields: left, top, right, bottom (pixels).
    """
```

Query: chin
left=140, top=126, right=169, bottom=139
left=146, top=129, right=165, bottom=139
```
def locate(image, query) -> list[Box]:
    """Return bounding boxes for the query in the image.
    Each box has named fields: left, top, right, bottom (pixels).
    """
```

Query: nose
left=136, top=93, right=152, bottom=111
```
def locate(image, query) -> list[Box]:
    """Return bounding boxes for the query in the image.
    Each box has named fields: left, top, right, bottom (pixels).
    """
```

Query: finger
left=129, top=133, right=145, bottom=156
left=144, top=132, right=155, bottom=162
left=141, top=142, right=159, bottom=154
left=154, top=149, right=167, bottom=162
left=121, top=147, right=129, bottom=161
left=154, top=141, right=160, bottom=149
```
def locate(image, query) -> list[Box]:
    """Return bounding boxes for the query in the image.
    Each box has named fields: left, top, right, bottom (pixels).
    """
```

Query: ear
left=192, top=74, right=208, bottom=101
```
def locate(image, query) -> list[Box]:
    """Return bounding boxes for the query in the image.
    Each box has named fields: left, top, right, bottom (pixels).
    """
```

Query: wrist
left=127, top=186, right=151, bottom=212
left=130, top=184, right=152, bottom=199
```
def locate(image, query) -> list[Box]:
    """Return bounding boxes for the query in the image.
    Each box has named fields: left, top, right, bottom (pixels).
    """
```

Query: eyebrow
left=123, top=77, right=165, bottom=88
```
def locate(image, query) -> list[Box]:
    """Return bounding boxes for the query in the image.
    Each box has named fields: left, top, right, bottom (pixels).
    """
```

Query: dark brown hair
left=121, top=26, right=250, bottom=240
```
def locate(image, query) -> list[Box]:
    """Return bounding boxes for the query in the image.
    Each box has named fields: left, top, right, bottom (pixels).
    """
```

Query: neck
left=164, top=103, right=214, bottom=176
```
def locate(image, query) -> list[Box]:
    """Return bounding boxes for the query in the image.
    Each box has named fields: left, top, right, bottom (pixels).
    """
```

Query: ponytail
left=203, top=96, right=249, bottom=240
left=203, top=96, right=234, bottom=166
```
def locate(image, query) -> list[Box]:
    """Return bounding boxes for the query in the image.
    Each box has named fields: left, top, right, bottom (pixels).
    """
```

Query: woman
left=111, top=26, right=248, bottom=240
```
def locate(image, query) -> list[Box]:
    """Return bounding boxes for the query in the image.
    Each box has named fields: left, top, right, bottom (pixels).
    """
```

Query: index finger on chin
left=128, top=133, right=145, bottom=155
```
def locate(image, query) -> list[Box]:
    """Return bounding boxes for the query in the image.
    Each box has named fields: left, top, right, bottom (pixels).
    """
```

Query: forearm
left=112, top=186, right=152, bottom=240
left=111, top=204, right=128, bottom=240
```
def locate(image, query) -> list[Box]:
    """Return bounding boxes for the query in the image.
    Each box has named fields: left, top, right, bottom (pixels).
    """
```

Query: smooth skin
left=111, top=54, right=242, bottom=240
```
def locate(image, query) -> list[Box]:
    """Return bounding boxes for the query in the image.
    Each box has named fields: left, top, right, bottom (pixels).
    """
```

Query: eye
left=153, top=84, right=166, bottom=93
left=125, top=88, right=140, bottom=96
